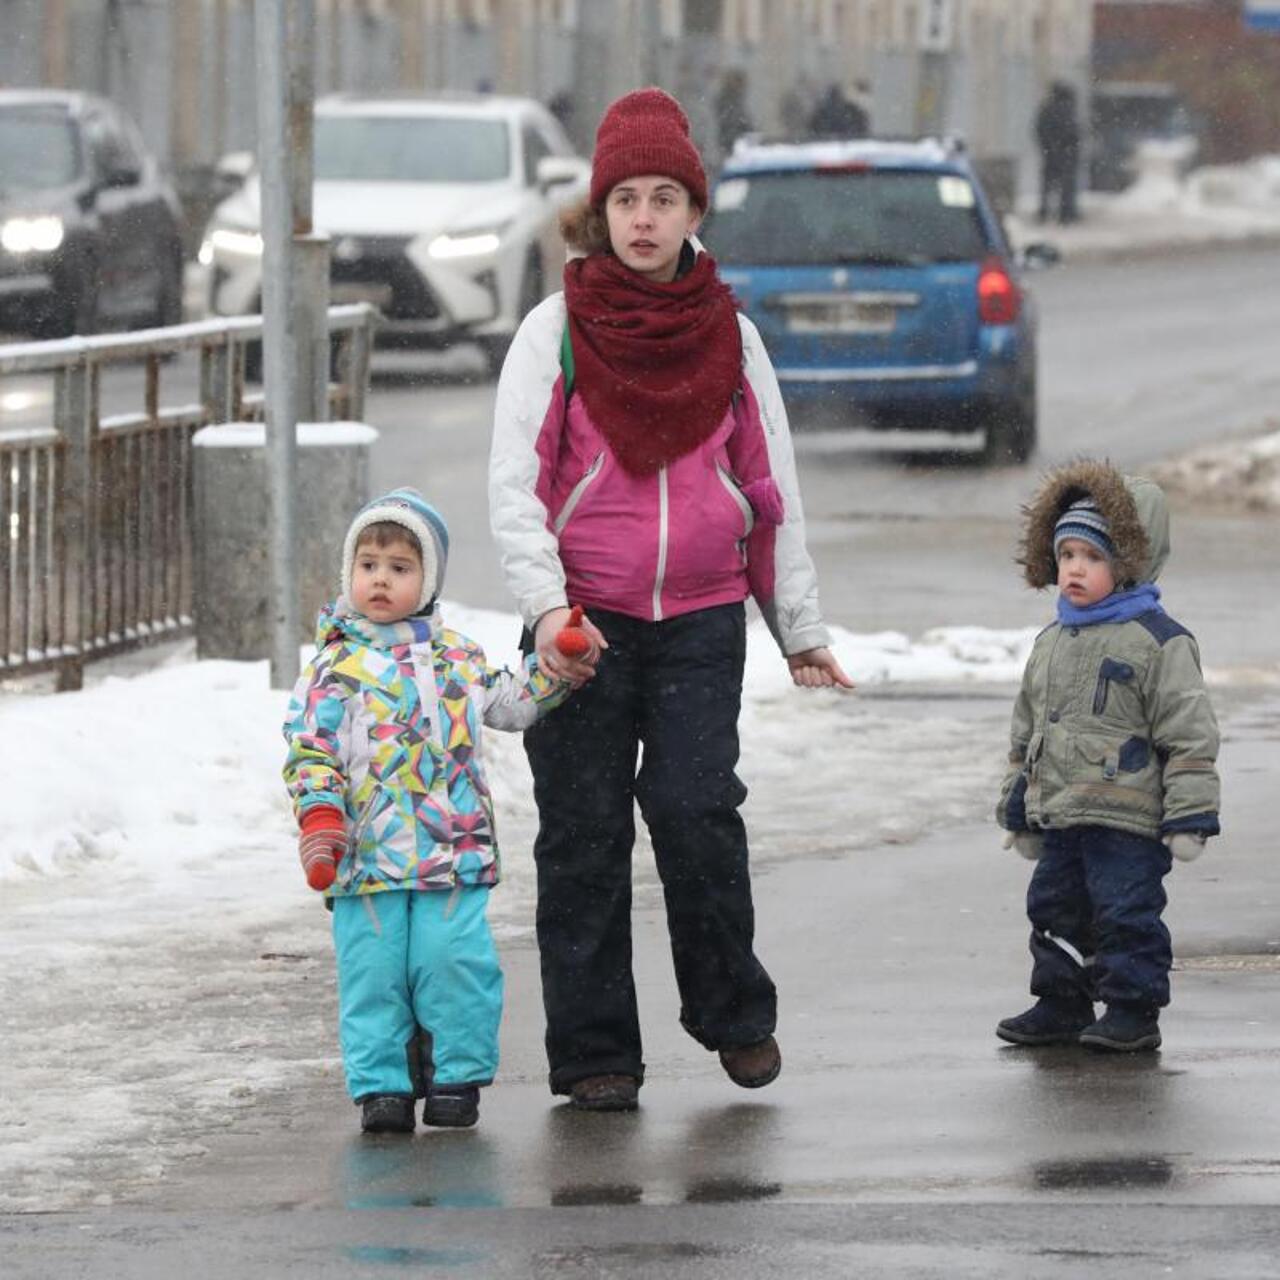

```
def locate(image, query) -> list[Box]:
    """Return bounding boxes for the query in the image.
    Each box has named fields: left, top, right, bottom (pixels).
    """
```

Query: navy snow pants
left=1026, top=825, right=1174, bottom=1012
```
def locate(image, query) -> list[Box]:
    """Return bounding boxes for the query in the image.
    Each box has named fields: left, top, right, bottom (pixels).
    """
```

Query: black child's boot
left=996, top=996, right=1095, bottom=1046
left=360, top=1094, right=416, bottom=1134
left=1079, top=1005, right=1161, bottom=1052
left=423, top=1085, right=480, bottom=1128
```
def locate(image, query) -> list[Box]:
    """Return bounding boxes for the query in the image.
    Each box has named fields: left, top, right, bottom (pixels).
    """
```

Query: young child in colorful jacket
left=995, top=460, right=1220, bottom=1053
left=282, top=488, right=577, bottom=1134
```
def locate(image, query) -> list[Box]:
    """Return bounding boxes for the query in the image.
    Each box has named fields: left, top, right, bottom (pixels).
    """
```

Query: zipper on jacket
left=652, top=465, right=669, bottom=621
left=553, top=452, right=605, bottom=534
left=715, top=461, right=755, bottom=537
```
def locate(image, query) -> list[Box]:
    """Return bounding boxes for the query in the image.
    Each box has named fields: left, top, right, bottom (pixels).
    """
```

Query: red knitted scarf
left=562, top=250, right=743, bottom=476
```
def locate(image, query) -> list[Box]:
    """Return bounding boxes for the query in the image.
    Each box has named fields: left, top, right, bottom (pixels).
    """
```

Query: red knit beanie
left=589, top=87, right=708, bottom=210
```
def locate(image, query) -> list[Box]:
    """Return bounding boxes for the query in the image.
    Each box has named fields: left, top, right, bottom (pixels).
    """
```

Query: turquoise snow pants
left=331, top=887, right=503, bottom=1102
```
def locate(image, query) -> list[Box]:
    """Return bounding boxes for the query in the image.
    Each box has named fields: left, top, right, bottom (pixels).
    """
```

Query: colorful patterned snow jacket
left=282, top=602, right=567, bottom=897
left=996, top=462, right=1220, bottom=842
left=488, top=289, right=831, bottom=657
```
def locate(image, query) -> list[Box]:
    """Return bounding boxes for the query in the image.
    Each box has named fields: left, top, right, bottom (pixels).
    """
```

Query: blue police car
left=703, top=137, right=1041, bottom=464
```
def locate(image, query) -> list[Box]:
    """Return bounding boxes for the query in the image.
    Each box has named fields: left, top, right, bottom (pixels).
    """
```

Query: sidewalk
left=1005, top=153, right=1280, bottom=264
left=6, top=691, right=1277, bottom=1277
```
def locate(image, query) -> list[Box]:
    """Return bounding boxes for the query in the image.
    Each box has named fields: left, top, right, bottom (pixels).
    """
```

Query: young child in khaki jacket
left=996, top=461, right=1220, bottom=1052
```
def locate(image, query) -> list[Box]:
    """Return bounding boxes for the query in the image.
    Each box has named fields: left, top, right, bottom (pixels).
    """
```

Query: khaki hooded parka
left=996, top=461, right=1220, bottom=841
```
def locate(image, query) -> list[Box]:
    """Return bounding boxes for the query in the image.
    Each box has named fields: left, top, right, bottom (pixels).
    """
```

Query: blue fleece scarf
left=1057, top=582, right=1162, bottom=627
left=320, top=598, right=436, bottom=650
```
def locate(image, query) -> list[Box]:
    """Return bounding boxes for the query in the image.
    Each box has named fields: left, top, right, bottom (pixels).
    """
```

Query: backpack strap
left=560, top=321, right=575, bottom=399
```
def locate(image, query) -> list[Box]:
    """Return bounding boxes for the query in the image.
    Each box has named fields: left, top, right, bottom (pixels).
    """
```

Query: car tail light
left=977, top=256, right=1020, bottom=325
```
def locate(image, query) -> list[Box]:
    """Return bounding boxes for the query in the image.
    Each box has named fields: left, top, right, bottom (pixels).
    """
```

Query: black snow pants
left=523, top=602, right=777, bottom=1095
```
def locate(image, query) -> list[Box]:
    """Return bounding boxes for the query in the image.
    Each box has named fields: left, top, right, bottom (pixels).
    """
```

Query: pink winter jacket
left=488, top=291, right=831, bottom=657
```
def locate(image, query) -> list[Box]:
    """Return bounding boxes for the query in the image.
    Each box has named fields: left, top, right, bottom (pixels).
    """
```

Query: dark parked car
left=0, top=90, right=184, bottom=338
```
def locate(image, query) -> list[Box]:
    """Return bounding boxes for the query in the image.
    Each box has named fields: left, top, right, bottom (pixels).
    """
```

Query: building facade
left=2, top=0, right=1094, bottom=205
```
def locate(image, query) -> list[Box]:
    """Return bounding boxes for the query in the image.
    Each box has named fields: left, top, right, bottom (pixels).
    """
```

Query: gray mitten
left=1165, top=833, right=1207, bottom=863
left=1002, top=830, right=1045, bottom=861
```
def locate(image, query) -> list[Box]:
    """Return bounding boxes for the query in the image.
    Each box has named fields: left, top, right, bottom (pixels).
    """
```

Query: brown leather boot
left=719, top=1036, right=782, bottom=1088
left=568, top=1074, right=640, bottom=1112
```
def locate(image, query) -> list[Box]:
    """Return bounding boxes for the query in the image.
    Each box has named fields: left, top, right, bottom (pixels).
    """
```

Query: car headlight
left=208, top=226, right=264, bottom=257
left=427, top=225, right=508, bottom=260
left=1, top=215, right=65, bottom=254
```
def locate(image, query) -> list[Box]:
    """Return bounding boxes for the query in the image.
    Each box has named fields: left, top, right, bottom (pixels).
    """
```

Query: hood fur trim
left=1019, top=460, right=1150, bottom=589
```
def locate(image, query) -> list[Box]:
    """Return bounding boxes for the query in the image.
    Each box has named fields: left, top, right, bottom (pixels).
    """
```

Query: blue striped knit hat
left=1053, top=498, right=1114, bottom=562
left=342, top=487, right=449, bottom=613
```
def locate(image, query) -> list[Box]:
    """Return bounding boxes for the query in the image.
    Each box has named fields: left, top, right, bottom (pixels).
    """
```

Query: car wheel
left=480, top=253, right=543, bottom=379
left=518, top=249, right=544, bottom=320
left=980, top=382, right=1038, bottom=466
left=243, top=339, right=263, bottom=384
left=152, top=250, right=185, bottom=328
left=40, top=266, right=99, bottom=339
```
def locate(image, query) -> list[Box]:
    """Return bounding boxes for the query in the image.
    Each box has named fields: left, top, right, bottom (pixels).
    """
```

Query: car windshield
left=704, top=168, right=992, bottom=267
left=0, top=109, right=82, bottom=191
left=315, top=115, right=511, bottom=183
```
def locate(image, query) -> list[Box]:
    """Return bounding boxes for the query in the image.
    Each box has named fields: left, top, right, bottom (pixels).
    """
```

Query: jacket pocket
left=1075, top=736, right=1161, bottom=815
left=1092, top=657, right=1136, bottom=716
left=1026, top=731, right=1045, bottom=778
left=554, top=452, right=605, bottom=535
left=714, top=460, right=755, bottom=539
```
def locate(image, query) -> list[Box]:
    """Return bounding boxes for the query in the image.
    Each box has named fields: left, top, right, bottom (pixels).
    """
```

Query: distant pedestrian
left=714, top=68, right=754, bottom=160
left=489, top=87, right=852, bottom=1113
left=808, top=82, right=868, bottom=139
left=996, top=461, right=1220, bottom=1053
left=282, top=489, right=582, bottom=1134
left=548, top=89, right=575, bottom=135
left=1034, top=81, right=1081, bottom=224
left=779, top=72, right=818, bottom=140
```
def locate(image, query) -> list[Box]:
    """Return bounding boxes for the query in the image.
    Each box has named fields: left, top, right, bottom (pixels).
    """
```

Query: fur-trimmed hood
left=1019, top=459, right=1169, bottom=589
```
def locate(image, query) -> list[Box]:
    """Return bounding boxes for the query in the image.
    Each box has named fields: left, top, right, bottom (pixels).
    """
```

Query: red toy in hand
left=554, top=605, right=596, bottom=660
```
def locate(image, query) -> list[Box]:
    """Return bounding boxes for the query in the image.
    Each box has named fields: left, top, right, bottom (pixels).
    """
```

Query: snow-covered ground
left=1006, top=148, right=1280, bottom=261
left=0, top=605, right=1042, bottom=1211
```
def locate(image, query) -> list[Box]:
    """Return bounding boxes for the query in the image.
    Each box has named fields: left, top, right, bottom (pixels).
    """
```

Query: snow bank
left=1151, top=423, right=1280, bottom=512
left=0, top=606, right=1034, bottom=887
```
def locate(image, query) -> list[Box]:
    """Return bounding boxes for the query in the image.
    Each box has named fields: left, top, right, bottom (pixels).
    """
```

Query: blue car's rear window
left=704, top=168, right=992, bottom=267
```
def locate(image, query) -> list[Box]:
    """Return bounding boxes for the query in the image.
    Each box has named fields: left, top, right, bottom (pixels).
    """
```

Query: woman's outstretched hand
left=787, top=646, right=855, bottom=690
left=535, top=605, right=608, bottom=686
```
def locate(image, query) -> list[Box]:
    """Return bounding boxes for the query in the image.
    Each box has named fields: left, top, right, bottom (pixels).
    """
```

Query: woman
left=489, top=87, right=851, bottom=1111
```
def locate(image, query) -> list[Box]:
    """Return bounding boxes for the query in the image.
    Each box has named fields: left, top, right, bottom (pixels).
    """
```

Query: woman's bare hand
left=535, top=606, right=608, bottom=686
left=787, top=646, right=855, bottom=690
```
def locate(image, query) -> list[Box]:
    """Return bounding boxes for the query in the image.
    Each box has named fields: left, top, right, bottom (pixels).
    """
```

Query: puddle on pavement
left=684, top=1176, right=782, bottom=1203
left=1032, top=1155, right=1177, bottom=1190
left=551, top=1183, right=643, bottom=1207
left=345, top=1245, right=488, bottom=1267
left=535, top=1242, right=723, bottom=1266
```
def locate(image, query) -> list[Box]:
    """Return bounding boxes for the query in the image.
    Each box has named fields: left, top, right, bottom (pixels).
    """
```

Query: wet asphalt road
left=3, top=248, right=1279, bottom=1274
left=4, top=693, right=1279, bottom=1277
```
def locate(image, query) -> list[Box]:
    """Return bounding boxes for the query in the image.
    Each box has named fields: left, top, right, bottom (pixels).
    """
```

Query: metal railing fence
left=0, top=304, right=375, bottom=689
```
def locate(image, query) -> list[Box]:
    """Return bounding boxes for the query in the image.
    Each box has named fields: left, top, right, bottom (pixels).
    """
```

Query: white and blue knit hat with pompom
left=341, top=487, right=449, bottom=613
left=1053, top=498, right=1113, bottom=562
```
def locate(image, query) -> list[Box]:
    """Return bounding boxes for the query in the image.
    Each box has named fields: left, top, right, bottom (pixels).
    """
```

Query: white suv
left=201, top=93, right=589, bottom=372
